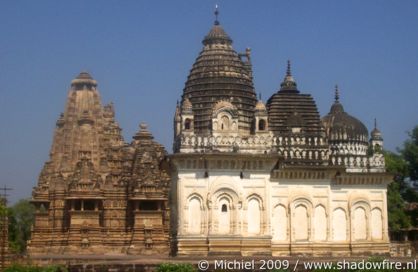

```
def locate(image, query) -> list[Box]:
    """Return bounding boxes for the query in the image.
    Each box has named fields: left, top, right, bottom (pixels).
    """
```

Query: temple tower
left=29, top=73, right=171, bottom=255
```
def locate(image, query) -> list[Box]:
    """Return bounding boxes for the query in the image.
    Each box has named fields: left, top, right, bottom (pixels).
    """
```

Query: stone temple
left=29, top=10, right=392, bottom=257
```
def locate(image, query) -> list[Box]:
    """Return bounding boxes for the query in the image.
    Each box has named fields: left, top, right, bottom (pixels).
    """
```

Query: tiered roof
left=182, top=10, right=257, bottom=135
left=266, top=61, right=324, bottom=136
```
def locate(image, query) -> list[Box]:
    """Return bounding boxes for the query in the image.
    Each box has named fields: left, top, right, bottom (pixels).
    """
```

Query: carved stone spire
left=48, top=72, right=124, bottom=173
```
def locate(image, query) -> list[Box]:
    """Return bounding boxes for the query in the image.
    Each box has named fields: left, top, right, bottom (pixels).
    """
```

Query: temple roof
left=322, top=86, right=368, bottom=142
left=267, top=62, right=323, bottom=135
left=182, top=9, right=256, bottom=135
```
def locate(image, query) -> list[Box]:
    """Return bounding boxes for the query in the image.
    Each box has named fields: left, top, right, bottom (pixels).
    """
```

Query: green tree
left=385, top=125, right=418, bottom=230
left=8, top=199, right=35, bottom=253
left=384, top=151, right=411, bottom=231
left=398, top=126, right=418, bottom=227
left=400, top=125, right=418, bottom=181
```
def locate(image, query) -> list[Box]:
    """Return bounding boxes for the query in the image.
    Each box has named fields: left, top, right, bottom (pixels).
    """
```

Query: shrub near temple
left=156, top=263, right=196, bottom=272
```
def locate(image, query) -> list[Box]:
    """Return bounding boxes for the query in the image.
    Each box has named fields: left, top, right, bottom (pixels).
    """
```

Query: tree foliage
left=385, top=125, right=418, bottom=230
left=156, top=263, right=196, bottom=272
left=400, top=126, right=418, bottom=181
left=8, top=199, right=35, bottom=253
left=385, top=151, right=411, bottom=231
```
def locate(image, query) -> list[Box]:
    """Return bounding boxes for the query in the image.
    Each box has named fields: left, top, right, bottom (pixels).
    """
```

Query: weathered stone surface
left=28, top=73, right=171, bottom=256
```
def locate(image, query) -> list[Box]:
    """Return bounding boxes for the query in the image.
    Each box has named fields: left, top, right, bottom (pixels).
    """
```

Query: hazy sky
left=1, top=1, right=417, bottom=203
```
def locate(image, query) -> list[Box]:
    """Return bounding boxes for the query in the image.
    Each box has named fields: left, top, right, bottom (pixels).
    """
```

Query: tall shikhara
left=29, top=72, right=171, bottom=254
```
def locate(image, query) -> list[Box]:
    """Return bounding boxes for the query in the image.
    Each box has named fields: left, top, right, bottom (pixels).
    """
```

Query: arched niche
left=247, top=198, right=261, bottom=235
left=314, top=205, right=327, bottom=241
left=371, top=208, right=383, bottom=240
left=353, top=207, right=367, bottom=240
left=332, top=208, right=347, bottom=241
left=294, top=204, right=309, bottom=241
left=272, top=204, right=288, bottom=241
left=187, top=196, right=203, bottom=234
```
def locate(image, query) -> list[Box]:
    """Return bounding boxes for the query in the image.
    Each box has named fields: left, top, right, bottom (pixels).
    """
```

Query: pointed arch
left=353, top=207, right=367, bottom=240
left=247, top=198, right=261, bottom=234
left=332, top=208, right=347, bottom=241
left=314, top=205, right=327, bottom=241
left=272, top=204, right=288, bottom=241
left=291, top=197, right=312, bottom=241
left=371, top=208, right=383, bottom=240
left=351, top=200, right=370, bottom=241
left=187, top=196, right=203, bottom=234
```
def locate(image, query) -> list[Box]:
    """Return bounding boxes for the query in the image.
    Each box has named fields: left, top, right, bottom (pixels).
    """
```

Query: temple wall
left=175, top=168, right=390, bottom=256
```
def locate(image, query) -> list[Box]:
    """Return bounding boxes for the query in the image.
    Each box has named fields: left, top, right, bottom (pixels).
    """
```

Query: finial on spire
left=140, top=122, right=148, bottom=130
left=335, top=85, right=340, bottom=102
left=259, top=93, right=262, bottom=100
left=214, top=4, right=220, bottom=25
left=374, top=118, right=377, bottom=129
left=286, top=60, right=292, bottom=76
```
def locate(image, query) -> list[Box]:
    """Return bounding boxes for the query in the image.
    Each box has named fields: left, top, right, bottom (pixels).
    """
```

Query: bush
left=156, top=263, right=196, bottom=272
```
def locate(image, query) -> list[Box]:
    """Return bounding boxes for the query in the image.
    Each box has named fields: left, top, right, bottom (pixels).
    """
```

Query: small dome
left=329, top=101, right=344, bottom=114
left=371, top=128, right=382, bottom=140
left=255, top=100, right=266, bottom=111
left=371, top=119, right=383, bottom=140
left=322, top=87, right=368, bottom=143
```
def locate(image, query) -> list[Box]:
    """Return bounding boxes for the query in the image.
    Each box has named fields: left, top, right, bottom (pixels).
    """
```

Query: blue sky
left=1, top=1, right=417, bottom=203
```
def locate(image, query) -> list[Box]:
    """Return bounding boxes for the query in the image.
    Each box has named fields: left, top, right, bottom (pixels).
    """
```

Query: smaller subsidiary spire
left=329, top=85, right=344, bottom=113
left=279, top=60, right=298, bottom=93
left=371, top=117, right=383, bottom=140
left=335, top=85, right=340, bottom=102
left=214, top=4, right=220, bottom=25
